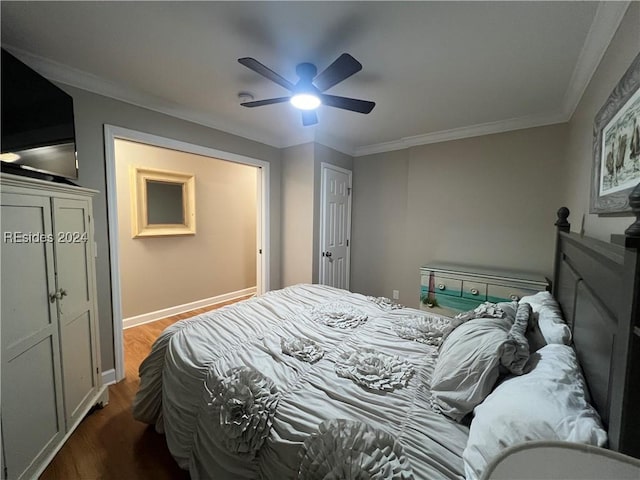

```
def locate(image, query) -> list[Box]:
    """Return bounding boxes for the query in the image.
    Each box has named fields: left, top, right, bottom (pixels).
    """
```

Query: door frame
left=318, top=162, right=352, bottom=289
left=104, top=124, right=270, bottom=382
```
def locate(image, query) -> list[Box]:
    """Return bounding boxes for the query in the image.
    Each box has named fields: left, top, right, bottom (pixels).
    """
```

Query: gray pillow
left=431, top=317, right=525, bottom=422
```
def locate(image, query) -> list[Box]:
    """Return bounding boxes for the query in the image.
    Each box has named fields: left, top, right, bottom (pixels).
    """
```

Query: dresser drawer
left=420, top=264, right=548, bottom=313
left=432, top=276, right=462, bottom=297
left=462, top=281, right=487, bottom=301
left=487, top=284, right=539, bottom=302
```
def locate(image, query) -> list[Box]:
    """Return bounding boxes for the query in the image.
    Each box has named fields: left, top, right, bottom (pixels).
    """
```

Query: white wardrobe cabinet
left=1, top=173, right=108, bottom=480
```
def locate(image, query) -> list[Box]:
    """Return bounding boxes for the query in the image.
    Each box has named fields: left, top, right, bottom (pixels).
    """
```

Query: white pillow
left=463, top=344, right=607, bottom=480
left=519, top=291, right=571, bottom=345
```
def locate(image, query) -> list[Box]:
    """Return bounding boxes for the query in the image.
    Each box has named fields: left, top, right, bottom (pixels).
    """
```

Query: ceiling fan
left=237, top=53, right=375, bottom=126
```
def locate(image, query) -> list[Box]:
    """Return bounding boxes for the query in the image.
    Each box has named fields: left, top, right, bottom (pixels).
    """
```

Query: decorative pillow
left=523, top=302, right=547, bottom=353
left=462, top=344, right=607, bottom=480
left=506, top=303, right=530, bottom=374
left=519, top=292, right=572, bottom=345
left=453, top=301, right=517, bottom=323
left=430, top=317, right=527, bottom=421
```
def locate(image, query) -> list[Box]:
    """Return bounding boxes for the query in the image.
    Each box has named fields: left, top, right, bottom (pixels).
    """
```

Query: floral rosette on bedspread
left=392, top=314, right=460, bottom=347
left=204, top=366, right=280, bottom=456
left=298, top=419, right=415, bottom=479
left=335, top=348, right=414, bottom=391
left=281, top=336, right=324, bottom=363
left=365, top=295, right=405, bottom=310
left=310, top=301, right=369, bottom=329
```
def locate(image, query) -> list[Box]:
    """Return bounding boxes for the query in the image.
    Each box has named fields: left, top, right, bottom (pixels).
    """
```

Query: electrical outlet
left=392, top=290, right=400, bottom=300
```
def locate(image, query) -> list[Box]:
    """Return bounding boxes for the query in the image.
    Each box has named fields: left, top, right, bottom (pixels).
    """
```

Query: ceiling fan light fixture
left=238, top=54, right=374, bottom=124
left=290, top=93, right=321, bottom=110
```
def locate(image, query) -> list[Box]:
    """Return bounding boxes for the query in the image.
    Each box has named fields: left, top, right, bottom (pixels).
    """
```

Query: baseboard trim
left=101, top=368, right=117, bottom=386
left=122, top=287, right=257, bottom=330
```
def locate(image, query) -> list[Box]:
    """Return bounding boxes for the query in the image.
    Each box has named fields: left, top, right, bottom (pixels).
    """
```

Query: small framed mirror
left=131, top=166, right=196, bottom=238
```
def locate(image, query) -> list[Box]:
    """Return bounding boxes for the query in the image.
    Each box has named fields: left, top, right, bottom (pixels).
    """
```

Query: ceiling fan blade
left=313, top=53, right=362, bottom=92
left=240, top=96, right=291, bottom=108
left=238, top=57, right=295, bottom=91
left=320, top=94, right=375, bottom=114
left=301, top=110, right=318, bottom=126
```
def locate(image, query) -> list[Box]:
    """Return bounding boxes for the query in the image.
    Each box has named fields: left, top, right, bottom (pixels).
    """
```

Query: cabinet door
left=1, top=194, right=65, bottom=480
left=52, top=198, right=100, bottom=428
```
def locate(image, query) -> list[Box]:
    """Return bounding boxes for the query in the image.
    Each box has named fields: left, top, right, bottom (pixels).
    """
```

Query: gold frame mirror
left=131, top=166, right=196, bottom=238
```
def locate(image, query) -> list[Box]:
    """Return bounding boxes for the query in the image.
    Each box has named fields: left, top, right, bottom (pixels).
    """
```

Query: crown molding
left=3, top=45, right=286, bottom=150
left=355, top=0, right=628, bottom=157
left=561, top=1, right=631, bottom=119
left=4, top=1, right=627, bottom=160
left=354, top=111, right=568, bottom=157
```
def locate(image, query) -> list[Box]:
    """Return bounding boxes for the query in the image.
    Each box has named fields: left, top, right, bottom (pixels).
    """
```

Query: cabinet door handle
left=470, top=288, right=479, bottom=296
left=437, top=284, right=446, bottom=291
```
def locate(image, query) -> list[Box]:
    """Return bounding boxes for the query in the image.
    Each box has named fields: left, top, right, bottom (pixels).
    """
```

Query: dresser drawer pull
left=438, top=284, right=446, bottom=291
left=510, top=294, right=520, bottom=301
left=470, top=288, right=479, bottom=296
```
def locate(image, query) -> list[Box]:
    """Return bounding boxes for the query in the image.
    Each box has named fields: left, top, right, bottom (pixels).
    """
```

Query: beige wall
left=62, top=86, right=281, bottom=373
left=351, top=124, right=568, bottom=307
left=115, top=139, right=257, bottom=318
left=564, top=2, right=640, bottom=241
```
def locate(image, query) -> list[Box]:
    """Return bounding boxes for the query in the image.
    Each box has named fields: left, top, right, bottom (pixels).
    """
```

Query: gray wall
left=52, top=1, right=638, bottom=375
left=280, top=142, right=354, bottom=286
left=66, top=86, right=281, bottom=373
left=563, top=2, right=640, bottom=241
left=350, top=3, right=639, bottom=308
left=351, top=124, right=568, bottom=307
left=312, top=143, right=353, bottom=282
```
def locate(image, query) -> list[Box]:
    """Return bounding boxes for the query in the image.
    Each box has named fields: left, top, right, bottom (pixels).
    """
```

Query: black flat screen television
left=1, top=48, right=78, bottom=180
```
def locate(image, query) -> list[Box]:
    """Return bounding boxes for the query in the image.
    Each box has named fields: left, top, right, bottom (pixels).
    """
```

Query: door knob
left=325, top=252, right=332, bottom=257
left=49, top=288, right=68, bottom=303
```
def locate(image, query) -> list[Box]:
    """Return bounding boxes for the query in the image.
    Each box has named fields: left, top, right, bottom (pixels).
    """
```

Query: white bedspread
left=133, top=284, right=469, bottom=479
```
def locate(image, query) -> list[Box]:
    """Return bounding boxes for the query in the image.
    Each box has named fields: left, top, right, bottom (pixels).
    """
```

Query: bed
left=132, top=204, right=640, bottom=480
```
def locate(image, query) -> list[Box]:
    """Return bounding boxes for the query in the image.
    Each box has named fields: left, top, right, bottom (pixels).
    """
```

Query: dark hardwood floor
left=40, top=297, right=251, bottom=480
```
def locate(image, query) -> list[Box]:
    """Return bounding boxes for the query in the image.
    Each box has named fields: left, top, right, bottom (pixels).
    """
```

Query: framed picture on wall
left=591, top=52, right=640, bottom=214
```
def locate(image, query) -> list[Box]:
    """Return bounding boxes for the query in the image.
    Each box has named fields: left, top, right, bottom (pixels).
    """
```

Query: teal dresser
left=420, top=263, right=549, bottom=313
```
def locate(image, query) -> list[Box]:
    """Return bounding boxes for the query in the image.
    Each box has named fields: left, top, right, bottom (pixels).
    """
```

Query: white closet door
left=1, top=193, right=65, bottom=480
left=52, top=197, right=100, bottom=427
left=319, top=164, right=352, bottom=289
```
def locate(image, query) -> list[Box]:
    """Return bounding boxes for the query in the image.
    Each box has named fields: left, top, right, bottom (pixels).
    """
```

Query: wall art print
left=591, top=52, right=640, bottom=214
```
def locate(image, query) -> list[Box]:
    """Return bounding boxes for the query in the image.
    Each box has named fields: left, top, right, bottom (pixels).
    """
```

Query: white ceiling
left=0, top=2, right=630, bottom=156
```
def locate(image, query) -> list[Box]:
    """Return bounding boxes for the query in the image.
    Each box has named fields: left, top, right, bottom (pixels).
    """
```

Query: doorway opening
left=104, top=125, right=270, bottom=382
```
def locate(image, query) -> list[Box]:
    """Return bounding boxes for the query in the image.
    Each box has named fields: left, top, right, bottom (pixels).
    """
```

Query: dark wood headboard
left=552, top=197, right=640, bottom=458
